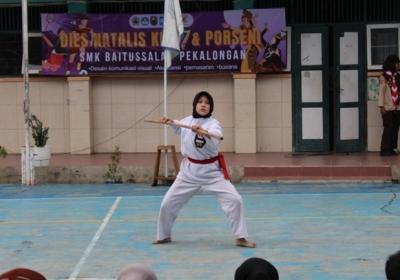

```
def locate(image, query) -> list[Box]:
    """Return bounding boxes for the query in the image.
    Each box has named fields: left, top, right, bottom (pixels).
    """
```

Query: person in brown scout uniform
left=378, top=55, right=400, bottom=156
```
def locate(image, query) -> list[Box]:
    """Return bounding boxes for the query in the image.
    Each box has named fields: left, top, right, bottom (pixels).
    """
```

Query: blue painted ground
left=0, top=182, right=399, bottom=280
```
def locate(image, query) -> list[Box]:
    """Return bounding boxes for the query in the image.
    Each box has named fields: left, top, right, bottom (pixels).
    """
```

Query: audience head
left=382, top=54, right=400, bottom=72
left=235, top=257, right=279, bottom=280
left=0, top=268, right=46, bottom=280
left=117, top=263, right=157, bottom=280
left=386, top=250, right=400, bottom=280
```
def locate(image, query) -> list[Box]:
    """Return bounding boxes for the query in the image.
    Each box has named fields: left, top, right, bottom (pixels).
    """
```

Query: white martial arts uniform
left=155, top=115, right=249, bottom=240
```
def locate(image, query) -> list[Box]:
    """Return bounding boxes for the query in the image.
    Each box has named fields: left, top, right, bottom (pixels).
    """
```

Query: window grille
left=0, top=4, right=67, bottom=32
left=88, top=1, right=233, bottom=13
left=254, top=0, right=400, bottom=25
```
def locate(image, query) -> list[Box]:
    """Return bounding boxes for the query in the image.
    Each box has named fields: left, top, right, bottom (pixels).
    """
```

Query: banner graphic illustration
left=41, top=9, right=286, bottom=75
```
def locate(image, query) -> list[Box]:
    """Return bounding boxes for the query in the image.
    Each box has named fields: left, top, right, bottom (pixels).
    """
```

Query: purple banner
left=41, top=9, right=286, bottom=75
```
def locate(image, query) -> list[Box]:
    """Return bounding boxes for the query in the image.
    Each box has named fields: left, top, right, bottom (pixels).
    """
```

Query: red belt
left=188, top=152, right=230, bottom=180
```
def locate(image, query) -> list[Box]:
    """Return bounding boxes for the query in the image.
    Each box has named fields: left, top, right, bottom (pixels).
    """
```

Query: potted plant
left=29, top=114, right=51, bottom=167
left=105, top=146, right=123, bottom=183
left=0, top=145, right=7, bottom=158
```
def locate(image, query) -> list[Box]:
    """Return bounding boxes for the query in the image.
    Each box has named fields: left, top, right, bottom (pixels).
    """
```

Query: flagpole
left=161, top=0, right=183, bottom=179
left=22, top=0, right=33, bottom=185
left=163, top=51, right=168, bottom=178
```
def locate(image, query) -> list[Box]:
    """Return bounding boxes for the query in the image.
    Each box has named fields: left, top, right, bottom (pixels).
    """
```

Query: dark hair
left=240, top=9, right=254, bottom=30
left=383, top=62, right=398, bottom=72
left=57, top=28, right=65, bottom=35
left=192, top=91, right=214, bottom=118
left=383, top=55, right=400, bottom=72
left=80, top=14, right=89, bottom=20
left=386, top=250, right=400, bottom=280
left=241, top=9, right=253, bottom=20
left=271, top=35, right=281, bottom=49
left=235, top=257, right=279, bottom=280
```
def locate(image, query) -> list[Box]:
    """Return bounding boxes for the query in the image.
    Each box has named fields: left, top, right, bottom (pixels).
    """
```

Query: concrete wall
left=367, top=99, right=382, bottom=151
left=0, top=77, right=70, bottom=153
left=0, top=74, right=294, bottom=155
left=1, top=72, right=380, bottom=155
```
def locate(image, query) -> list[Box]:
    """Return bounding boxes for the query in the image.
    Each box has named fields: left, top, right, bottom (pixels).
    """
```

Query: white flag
left=161, top=0, right=184, bottom=69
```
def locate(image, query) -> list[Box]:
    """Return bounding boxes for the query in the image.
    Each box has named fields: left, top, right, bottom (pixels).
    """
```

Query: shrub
left=29, top=114, right=49, bottom=147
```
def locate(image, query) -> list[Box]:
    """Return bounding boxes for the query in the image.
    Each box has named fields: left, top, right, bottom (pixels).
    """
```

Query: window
left=21, top=33, right=42, bottom=75
left=367, top=23, right=400, bottom=70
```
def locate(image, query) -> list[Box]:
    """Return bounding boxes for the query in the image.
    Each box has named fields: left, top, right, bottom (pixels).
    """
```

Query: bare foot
left=152, top=237, right=172, bottom=244
left=236, top=238, right=257, bottom=248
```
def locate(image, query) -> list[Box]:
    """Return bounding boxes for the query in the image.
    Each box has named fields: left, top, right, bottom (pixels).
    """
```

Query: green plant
left=29, top=114, right=49, bottom=147
left=106, top=146, right=122, bottom=178
left=0, top=145, right=7, bottom=158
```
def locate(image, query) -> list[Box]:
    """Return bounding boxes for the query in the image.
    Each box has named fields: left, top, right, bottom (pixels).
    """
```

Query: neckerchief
left=386, top=71, right=399, bottom=106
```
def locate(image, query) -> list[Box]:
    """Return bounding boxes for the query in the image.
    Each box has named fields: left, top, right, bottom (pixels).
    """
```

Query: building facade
left=0, top=0, right=399, bottom=154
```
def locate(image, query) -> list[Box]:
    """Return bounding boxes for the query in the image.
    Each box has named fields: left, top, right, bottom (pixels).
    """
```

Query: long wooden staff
left=144, top=119, right=223, bottom=140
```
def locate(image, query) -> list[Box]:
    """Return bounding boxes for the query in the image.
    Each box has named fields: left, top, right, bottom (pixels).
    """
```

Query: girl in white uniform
left=152, top=91, right=256, bottom=248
